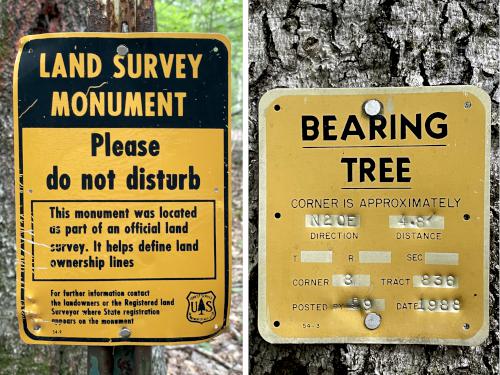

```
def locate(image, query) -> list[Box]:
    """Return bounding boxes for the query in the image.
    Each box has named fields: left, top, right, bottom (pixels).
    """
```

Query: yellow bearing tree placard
left=259, top=87, right=489, bottom=345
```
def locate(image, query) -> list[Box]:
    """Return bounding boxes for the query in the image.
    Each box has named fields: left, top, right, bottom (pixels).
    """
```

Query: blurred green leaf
left=198, top=341, right=213, bottom=352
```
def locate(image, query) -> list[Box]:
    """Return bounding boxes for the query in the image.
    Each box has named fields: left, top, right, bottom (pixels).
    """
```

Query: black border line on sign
left=31, top=200, right=217, bottom=281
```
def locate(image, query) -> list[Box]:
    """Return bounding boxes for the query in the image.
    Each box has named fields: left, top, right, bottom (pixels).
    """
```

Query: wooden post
left=87, top=0, right=156, bottom=33
left=86, top=1, right=155, bottom=374
left=88, top=347, right=113, bottom=375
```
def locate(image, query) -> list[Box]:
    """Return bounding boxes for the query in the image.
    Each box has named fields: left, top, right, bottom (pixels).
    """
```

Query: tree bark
left=0, top=3, right=87, bottom=373
left=0, top=1, right=163, bottom=373
left=248, top=0, right=499, bottom=374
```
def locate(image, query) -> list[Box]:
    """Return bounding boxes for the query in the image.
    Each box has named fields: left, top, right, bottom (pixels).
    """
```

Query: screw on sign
left=364, top=313, right=382, bottom=330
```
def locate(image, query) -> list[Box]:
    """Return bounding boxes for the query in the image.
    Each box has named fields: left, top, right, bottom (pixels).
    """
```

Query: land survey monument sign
left=258, top=87, right=490, bottom=345
left=14, top=33, right=231, bottom=345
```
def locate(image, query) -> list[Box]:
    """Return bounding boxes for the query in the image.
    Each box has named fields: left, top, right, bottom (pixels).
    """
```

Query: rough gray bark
left=0, top=2, right=88, bottom=373
left=0, top=1, right=165, bottom=373
left=248, top=1, right=499, bottom=374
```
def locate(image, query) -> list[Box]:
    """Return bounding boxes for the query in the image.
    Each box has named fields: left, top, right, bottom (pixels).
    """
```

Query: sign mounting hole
left=463, top=214, right=470, bottom=221
left=463, top=323, right=470, bottom=330
left=274, top=104, right=281, bottom=111
left=274, top=212, right=281, bottom=219
left=273, top=320, right=280, bottom=327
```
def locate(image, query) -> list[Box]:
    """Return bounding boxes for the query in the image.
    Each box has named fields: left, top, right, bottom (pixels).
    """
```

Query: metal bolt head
left=363, top=299, right=372, bottom=310
left=364, top=312, right=381, bottom=330
left=350, top=297, right=359, bottom=308
left=344, top=274, right=353, bottom=285
left=119, top=327, right=131, bottom=338
left=363, top=99, right=382, bottom=116
left=464, top=101, right=472, bottom=109
left=117, top=44, right=129, bottom=56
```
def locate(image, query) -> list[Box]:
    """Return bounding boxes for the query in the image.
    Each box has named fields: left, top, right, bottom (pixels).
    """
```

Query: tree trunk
left=0, top=1, right=164, bottom=373
left=248, top=0, right=498, bottom=374
left=0, top=2, right=87, bottom=373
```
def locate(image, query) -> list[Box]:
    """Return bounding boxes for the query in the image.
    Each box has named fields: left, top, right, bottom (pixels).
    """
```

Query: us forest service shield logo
left=186, top=291, right=216, bottom=323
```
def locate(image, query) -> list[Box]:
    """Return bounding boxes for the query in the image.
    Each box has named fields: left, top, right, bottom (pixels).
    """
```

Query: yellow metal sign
left=258, top=87, right=490, bottom=345
left=14, top=33, right=231, bottom=345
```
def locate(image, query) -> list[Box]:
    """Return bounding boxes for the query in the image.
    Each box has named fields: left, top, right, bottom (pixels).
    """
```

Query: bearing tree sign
left=259, top=87, right=490, bottom=345
left=14, top=33, right=231, bottom=345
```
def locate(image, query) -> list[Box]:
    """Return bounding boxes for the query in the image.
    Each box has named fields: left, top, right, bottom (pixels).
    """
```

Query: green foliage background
left=156, top=0, right=243, bottom=128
